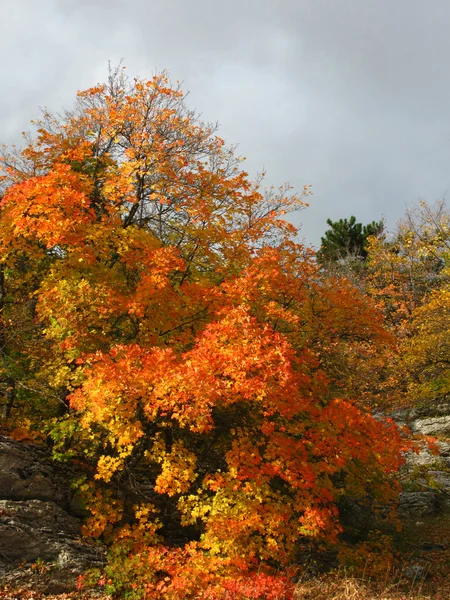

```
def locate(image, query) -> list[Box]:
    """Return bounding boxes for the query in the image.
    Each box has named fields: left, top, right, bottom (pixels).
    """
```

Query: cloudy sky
left=2, top=0, right=450, bottom=248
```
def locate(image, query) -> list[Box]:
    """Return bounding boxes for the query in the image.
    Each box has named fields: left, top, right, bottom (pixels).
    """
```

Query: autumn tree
left=366, top=201, right=447, bottom=331
left=370, top=199, right=450, bottom=407
left=0, top=67, right=407, bottom=599
left=313, top=216, right=397, bottom=408
left=352, top=199, right=450, bottom=409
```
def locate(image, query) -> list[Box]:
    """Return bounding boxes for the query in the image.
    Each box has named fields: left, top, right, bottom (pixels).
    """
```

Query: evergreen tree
left=317, top=216, right=384, bottom=264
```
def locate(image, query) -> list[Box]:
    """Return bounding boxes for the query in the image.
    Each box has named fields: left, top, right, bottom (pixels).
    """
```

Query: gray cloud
left=2, top=0, right=450, bottom=247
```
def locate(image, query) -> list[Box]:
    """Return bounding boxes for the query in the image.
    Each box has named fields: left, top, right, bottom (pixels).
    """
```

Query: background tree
left=366, top=200, right=448, bottom=331
left=314, top=216, right=398, bottom=409
left=370, top=199, right=450, bottom=407
left=359, top=199, right=450, bottom=408
left=317, top=215, right=384, bottom=265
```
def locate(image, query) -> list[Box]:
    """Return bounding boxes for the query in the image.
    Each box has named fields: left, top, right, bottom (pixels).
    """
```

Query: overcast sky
left=2, top=0, right=450, bottom=248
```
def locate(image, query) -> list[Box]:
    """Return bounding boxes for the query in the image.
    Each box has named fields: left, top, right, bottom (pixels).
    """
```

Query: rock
left=394, top=401, right=450, bottom=438
left=405, top=447, right=443, bottom=469
left=0, top=436, right=70, bottom=504
left=0, top=499, right=105, bottom=593
left=403, top=564, right=428, bottom=581
left=389, top=402, right=450, bottom=434
left=0, top=437, right=105, bottom=593
left=0, top=499, right=80, bottom=563
left=412, top=402, right=450, bottom=419
left=403, top=440, right=450, bottom=474
left=412, top=415, right=450, bottom=438
left=437, top=441, right=450, bottom=458
left=428, top=470, right=450, bottom=494
left=398, top=491, right=438, bottom=516
left=421, top=542, right=446, bottom=551
left=388, top=408, right=412, bottom=427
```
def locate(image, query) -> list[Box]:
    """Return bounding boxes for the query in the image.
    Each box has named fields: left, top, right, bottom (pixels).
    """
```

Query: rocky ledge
left=0, top=436, right=105, bottom=595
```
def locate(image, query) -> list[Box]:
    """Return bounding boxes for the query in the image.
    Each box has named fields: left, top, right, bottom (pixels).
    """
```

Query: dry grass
left=294, top=575, right=431, bottom=600
left=0, top=579, right=440, bottom=600
left=1, top=569, right=449, bottom=599
left=0, top=590, right=111, bottom=600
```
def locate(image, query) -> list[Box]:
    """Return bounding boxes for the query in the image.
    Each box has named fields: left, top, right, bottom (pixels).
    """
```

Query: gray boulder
left=0, top=499, right=104, bottom=592
left=398, top=491, right=438, bottom=516
left=0, top=437, right=105, bottom=594
left=412, top=415, right=450, bottom=438
left=404, top=441, right=450, bottom=469
left=428, top=470, right=450, bottom=495
left=403, top=563, right=428, bottom=581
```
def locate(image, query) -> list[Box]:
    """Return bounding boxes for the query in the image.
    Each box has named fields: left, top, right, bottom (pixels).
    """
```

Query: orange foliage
left=0, top=67, right=407, bottom=598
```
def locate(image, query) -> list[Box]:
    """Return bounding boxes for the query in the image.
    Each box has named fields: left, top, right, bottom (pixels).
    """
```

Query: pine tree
left=317, top=216, right=384, bottom=264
